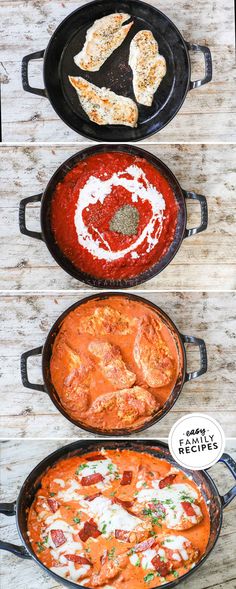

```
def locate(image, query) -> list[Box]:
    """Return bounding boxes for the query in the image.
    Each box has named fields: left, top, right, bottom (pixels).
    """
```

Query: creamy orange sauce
left=50, top=297, right=183, bottom=431
left=27, top=449, right=210, bottom=588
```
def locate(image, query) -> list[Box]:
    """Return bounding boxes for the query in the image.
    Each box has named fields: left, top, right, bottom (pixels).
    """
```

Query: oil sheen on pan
left=27, top=448, right=210, bottom=587
left=50, top=296, right=182, bottom=430
left=50, top=152, right=179, bottom=281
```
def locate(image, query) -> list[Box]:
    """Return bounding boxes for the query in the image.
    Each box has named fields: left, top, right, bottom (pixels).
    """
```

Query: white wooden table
left=0, top=439, right=236, bottom=589
left=0, top=291, right=235, bottom=438
left=0, top=0, right=235, bottom=142
left=0, top=143, right=235, bottom=291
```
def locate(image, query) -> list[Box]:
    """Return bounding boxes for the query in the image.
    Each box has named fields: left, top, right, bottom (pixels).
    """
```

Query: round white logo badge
left=168, top=413, right=225, bottom=470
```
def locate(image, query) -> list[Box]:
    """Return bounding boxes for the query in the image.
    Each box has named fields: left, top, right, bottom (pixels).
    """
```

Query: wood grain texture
left=0, top=291, right=235, bottom=438
left=0, top=439, right=236, bottom=589
left=0, top=0, right=235, bottom=142
left=0, top=143, right=235, bottom=291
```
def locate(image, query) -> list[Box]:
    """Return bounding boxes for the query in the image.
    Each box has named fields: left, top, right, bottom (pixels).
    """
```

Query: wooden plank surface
left=0, top=143, right=235, bottom=291
left=0, top=0, right=235, bottom=142
left=0, top=291, right=235, bottom=438
left=0, top=439, right=236, bottom=589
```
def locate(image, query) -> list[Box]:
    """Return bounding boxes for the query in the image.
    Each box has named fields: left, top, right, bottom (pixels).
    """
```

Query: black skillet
left=0, top=440, right=235, bottom=589
left=19, top=144, right=208, bottom=289
left=20, top=292, right=207, bottom=437
left=21, top=0, right=212, bottom=141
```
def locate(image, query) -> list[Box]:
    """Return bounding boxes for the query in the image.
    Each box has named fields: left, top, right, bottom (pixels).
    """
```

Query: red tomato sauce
left=50, top=152, right=179, bottom=280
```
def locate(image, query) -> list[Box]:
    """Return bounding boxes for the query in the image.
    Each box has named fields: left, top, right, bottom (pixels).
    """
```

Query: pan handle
left=183, top=191, right=208, bottom=237
left=0, top=502, right=31, bottom=559
left=219, top=453, right=236, bottom=508
left=181, top=335, right=207, bottom=381
left=19, top=194, right=44, bottom=241
left=186, top=42, right=213, bottom=89
left=21, top=346, right=46, bottom=392
left=21, top=50, right=46, bottom=97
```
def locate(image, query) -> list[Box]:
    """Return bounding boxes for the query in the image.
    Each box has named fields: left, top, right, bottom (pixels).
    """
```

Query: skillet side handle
left=186, top=42, right=213, bottom=89
left=0, top=541, right=31, bottom=559
left=181, top=335, right=207, bottom=381
left=19, top=194, right=44, bottom=241
left=219, top=453, right=236, bottom=508
left=0, top=502, right=31, bottom=559
left=183, top=191, right=208, bottom=237
left=21, top=346, right=46, bottom=392
left=21, top=50, right=46, bottom=97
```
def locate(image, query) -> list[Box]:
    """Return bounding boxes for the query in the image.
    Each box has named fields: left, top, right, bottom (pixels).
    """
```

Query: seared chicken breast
left=74, top=13, right=133, bottom=72
left=88, top=340, right=136, bottom=389
left=87, top=386, right=159, bottom=426
left=77, top=306, right=134, bottom=336
left=68, top=76, right=138, bottom=127
left=129, top=30, right=166, bottom=106
left=134, top=315, right=174, bottom=387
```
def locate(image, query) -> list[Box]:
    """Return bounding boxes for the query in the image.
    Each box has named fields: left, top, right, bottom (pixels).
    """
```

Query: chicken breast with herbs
left=129, top=30, right=166, bottom=106
left=74, top=13, right=133, bottom=72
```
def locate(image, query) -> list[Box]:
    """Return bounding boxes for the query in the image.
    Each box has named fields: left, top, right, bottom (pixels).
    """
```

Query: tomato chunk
left=133, top=537, right=156, bottom=552
left=47, top=498, right=59, bottom=513
left=65, top=554, right=91, bottom=565
left=113, top=497, right=133, bottom=509
left=51, top=529, right=66, bottom=547
left=81, top=473, right=104, bottom=486
left=181, top=501, right=196, bottom=516
left=115, top=529, right=130, bottom=542
left=79, top=519, right=101, bottom=542
left=86, top=454, right=107, bottom=462
left=159, top=474, right=177, bottom=489
left=85, top=492, right=102, bottom=502
left=151, top=555, right=172, bottom=576
left=120, top=470, right=133, bottom=486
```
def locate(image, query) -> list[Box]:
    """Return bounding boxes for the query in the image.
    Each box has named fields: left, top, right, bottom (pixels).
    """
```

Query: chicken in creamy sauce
left=50, top=297, right=181, bottom=431
left=27, top=449, right=210, bottom=588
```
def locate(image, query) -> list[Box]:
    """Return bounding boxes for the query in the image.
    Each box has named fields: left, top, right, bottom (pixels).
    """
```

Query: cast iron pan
left=20, top=292, right=207, bottom=436
left=19, top=144, right=208, bottom=289
left=0, top=440, right=235, bottom=589
left=21, top=0, right=212, bottom=141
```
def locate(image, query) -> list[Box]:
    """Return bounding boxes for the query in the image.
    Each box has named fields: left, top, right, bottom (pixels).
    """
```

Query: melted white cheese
left=137, top=483, right=199, bottom=529
left=81, top=495, right=142, bottom=536
left=74, top=165, right=166, bottom=262
left=163, top=535, right=189, bottom=560
left=141, top=548, right=156, bottom=570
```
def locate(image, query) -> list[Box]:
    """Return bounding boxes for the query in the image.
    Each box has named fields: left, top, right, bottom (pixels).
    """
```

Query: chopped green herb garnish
left=144, top=573, right=155, bottom=583
left=36, top=542, right=45, bottom=553
left=49, top=492, right=56, bottom=497
left=173, top=571, right=179, bottom=578
left=101, top=524, right=107, bottom=534
left=108, top=547, right=116, bottom=560
left=73, top=516, right=81, bottom=524
left=135, top=557, right=141, bottom=567
left=75, top=463, right=88, bottom=474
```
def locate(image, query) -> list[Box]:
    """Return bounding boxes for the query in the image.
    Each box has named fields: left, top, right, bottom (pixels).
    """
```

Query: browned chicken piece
left=88, top=341, right=136, bottom=389
left=61, top=347, right=94, bottom=415
left=77, top=306, right=134, bottom=336
left=90, top=552, right=128, bottom=587
left=63, top=372, right=90, bottom=415
left=87, top=386, right=159, bottom=426
left=134, top=315, right=174, bottom=387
